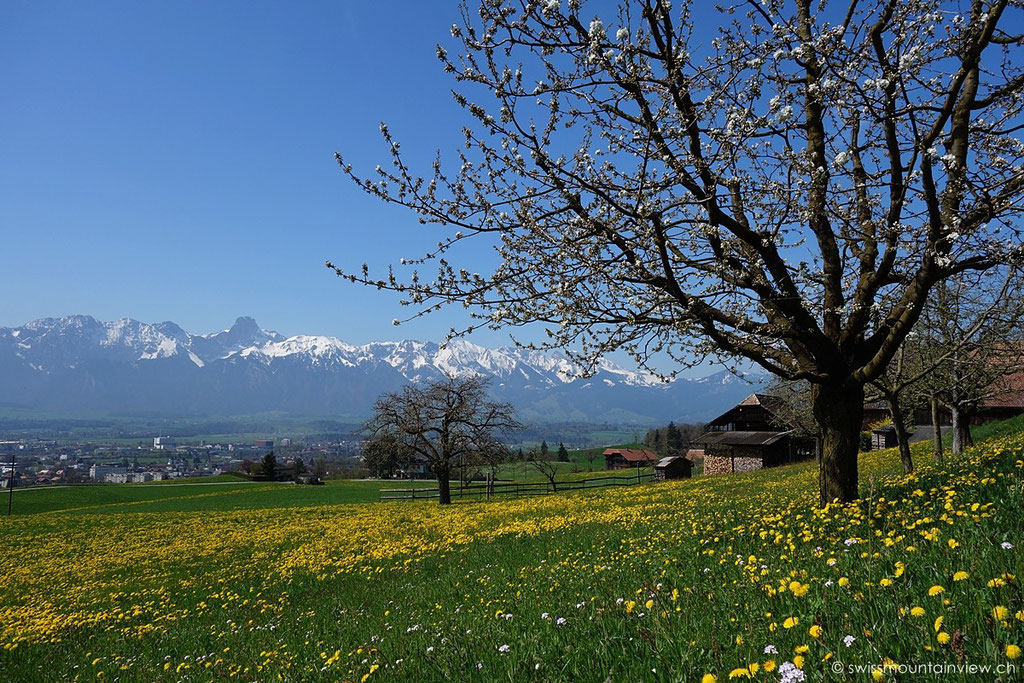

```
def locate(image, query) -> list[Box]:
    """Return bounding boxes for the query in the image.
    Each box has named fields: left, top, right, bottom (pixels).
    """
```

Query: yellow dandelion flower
left=911, top=606, right=926, bottom=617
left=1007, top=645, right=1021, bottom=660
left=993, top=606, right=1009, bottom=620
left=793, top=655, right=804, bottom=669
left=937, top=632, right=950, bottom=645
left=763, top=660, right=776, bottom=672
left=701, top=675, right=716, bottom=683
left=809, top=625, right=823, bottom=639
left=934, top=616, right=943, bottom=633
left=953, top=571, right=969, bottom=581
left=928, top=585, right=944, bottom=596
left=783, top=617, right=799, bottom=629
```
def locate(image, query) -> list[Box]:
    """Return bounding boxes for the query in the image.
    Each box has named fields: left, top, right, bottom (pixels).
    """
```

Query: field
left=1, top=421, right=1023, bottom=681
left=1, top=478, right=425, bottom=516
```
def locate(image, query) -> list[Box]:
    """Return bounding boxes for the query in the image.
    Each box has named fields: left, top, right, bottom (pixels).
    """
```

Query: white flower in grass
left=779, top=661, right=806, bottom=682
left=843, top=635, right=856, bottom=648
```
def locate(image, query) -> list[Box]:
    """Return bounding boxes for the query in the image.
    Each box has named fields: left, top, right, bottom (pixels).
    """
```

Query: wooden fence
left=380, top=469, right=655, bottom=501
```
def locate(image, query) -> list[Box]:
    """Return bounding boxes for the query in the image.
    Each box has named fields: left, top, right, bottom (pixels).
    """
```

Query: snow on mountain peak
left=2, top=315, right=664, bottom=386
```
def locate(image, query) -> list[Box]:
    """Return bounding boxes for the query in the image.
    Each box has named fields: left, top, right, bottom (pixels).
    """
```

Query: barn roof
left=602, top=448, right=659, bottom=462
left=706, top=393, right=791, bottom=428
left=694, top=431, right=789, bottom=447
left=655, top=456, right=692, bottom=468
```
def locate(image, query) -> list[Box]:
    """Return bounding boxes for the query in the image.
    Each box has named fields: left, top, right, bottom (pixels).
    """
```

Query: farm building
left=871, top=425, right=900, bottom=451
left=694, top=393, right=816, bottom=476
left=654, top=456, right=693, bottom=481
left=603, top=448, right=658, bottom=470
left=863, top=368, right=1024, bottom=428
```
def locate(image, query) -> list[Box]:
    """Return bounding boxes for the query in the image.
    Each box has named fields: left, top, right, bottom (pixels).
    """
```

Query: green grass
left=2, top=478, right=423, bottom=516
left=1, top=418, right=1022, bottom=681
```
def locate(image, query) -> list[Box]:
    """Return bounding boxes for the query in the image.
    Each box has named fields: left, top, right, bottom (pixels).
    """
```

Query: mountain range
left=0, top=316, right=764, bottom=424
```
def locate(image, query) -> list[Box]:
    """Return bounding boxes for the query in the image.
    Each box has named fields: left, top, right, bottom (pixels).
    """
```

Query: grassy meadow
left=1, top=478, right=426, bottom=517
left=1, top=420, right=1023, bottom=681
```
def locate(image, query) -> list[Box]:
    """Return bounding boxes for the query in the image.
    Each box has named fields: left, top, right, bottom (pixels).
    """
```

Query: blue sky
left=1, top=1, right=731, bottom=377
left=2, top=2, right=495, bottom=338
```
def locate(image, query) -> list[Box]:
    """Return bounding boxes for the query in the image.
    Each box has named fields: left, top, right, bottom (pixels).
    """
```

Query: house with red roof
left=603, top=448, right=659, bottom=470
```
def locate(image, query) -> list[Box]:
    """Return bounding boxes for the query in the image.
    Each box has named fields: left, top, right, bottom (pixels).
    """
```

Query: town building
left=89, top=464, right=127, bottom=481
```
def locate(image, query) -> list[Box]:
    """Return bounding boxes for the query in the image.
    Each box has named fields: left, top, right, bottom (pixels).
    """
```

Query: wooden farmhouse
left=603, top=448, right=659, bottom=470
left=694, top=394, right=816, bottom=476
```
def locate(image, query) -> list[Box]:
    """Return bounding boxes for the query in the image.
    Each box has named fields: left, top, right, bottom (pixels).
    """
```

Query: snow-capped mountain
left=0, top=316, right=763, bottom=423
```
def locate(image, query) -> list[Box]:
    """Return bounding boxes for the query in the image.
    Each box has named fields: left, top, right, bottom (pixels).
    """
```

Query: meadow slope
left=1, top=424, right=1023, bottom=681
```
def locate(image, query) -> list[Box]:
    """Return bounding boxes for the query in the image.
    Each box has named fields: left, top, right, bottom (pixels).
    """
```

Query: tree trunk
left=437, top=467, right=452, bottom=505
left=887, top=392, right=914, bottom=475
left=812, top=382, right=864, bottom=506
left=951, top=405, right=974, bottom=456
left=930, top=394, right=944, bottom=463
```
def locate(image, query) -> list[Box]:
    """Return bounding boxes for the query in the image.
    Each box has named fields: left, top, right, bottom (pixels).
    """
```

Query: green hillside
left=0, top=418, right=1022, bottom=681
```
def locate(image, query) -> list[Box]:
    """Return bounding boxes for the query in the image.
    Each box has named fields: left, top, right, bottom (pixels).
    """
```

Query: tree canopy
left=332, top=0, right=1024, bottom=503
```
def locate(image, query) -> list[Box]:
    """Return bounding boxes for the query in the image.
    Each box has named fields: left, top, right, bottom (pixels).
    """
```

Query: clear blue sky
left=2, top=1, right=475, bottom=339
left=2, top=1, right=726, bottom=376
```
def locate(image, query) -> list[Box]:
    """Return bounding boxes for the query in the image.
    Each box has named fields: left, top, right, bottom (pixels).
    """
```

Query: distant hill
left=0, top=315, right=764, bottom=423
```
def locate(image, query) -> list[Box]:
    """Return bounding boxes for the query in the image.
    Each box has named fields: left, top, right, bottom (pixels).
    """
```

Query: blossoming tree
left=330, top=0, right=1024, bottom=504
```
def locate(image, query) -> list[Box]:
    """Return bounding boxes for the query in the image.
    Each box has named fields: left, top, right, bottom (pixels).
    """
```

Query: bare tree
left=919, top=267, right=1024, bottom=455
left=362, top=374, right=523, bottom=504
left=867, top=342, right=930, bottom=474
left=331, top=1, right=1024, bottom=504
left=766, top=379, right=820, bottom=440
left=526, top=446, right=561, bottom=491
